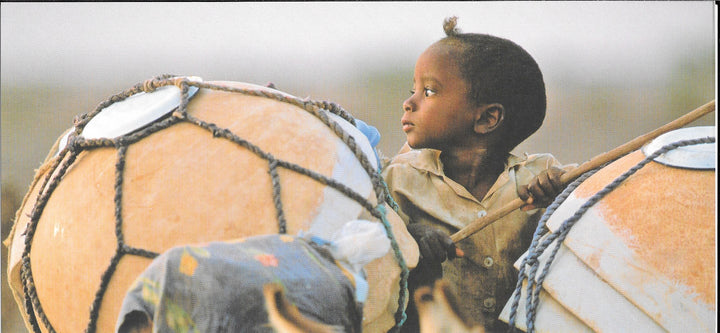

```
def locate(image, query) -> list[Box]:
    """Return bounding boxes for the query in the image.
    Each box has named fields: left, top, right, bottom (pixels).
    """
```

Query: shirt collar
left=407, top=149, right=525, bottom=203
left=408, top=149, right=525, bottom=174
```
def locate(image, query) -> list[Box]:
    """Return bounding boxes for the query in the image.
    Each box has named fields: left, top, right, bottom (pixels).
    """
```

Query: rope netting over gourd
left=19, top=75, right=410, bottom=333
left=507, top=136, right=716, bottom=333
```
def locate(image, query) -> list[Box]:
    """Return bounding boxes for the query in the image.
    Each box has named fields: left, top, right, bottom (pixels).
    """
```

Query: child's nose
left=403, top=97, right=414, bottom=113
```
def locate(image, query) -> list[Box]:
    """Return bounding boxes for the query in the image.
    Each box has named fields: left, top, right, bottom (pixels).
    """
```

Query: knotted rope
left=507, top=136, right=716, bottom=333
left=19, top=75, right=409, bottom=333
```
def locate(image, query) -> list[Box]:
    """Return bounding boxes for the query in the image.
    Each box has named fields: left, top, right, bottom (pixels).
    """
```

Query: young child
left=382, top=17, right=569, bottom=331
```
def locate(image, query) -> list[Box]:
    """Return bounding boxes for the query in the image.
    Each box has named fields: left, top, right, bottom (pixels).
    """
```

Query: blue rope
left=376, top=204, right=410, bottom=331
left=507, top=167, right=599, bottom=332
left=507, top=136, right=715, bottom=333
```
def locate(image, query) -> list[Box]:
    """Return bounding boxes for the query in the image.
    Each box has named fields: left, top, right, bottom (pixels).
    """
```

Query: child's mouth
left=402, top=121, right=414, bottom=133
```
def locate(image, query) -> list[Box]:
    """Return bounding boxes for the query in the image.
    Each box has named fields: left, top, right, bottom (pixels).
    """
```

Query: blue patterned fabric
left=116, top=234, right=361, bottom=332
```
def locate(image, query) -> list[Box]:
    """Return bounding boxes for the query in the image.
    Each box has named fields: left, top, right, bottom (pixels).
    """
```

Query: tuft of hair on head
left=443, top=16, right=461, bottom=37
left=436, top=17, right=546, bottom=154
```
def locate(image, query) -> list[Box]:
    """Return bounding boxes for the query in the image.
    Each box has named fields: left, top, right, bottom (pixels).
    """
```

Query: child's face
left=402, top=43, right=478, bottom=150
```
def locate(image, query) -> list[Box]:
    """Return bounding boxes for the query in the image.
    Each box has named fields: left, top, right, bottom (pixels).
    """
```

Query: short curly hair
left=439, top=16, right=547, bottom=154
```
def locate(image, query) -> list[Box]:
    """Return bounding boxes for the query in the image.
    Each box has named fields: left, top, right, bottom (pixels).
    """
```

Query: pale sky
left=1, top=1, right=716, bottom=190
left=1, top=2, right=715, bottom=87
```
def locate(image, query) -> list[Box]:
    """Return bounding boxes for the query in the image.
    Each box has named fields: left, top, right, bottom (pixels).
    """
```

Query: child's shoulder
left=382, top=149, right=444, bottom=182
left=388, top=149, right=422, bottom=164
left=513, top=152, right=562, bottom=173
left=386, top=149, right=440, bottom=169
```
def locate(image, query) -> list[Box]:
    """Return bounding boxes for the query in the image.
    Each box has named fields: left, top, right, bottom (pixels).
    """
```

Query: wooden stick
left=450, top=100, right=715, bottom=243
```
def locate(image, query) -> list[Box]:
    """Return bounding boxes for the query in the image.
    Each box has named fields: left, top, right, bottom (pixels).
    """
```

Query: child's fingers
left=536, top=172, right=555, bottom=194
left=517, top=184, right=532, bottom=203
left=546, top=167, right=565, bottom=193
left=418, top=240, right=437, bottom=263
left=519, top=168, right=567, bottom=211
left=521, top=203, right=538, bottom=211
left=428, top=238, right=447, bottom=262
left=441, top=236, right=459, bottom=259
left=528, top=180, right=549, bottom=202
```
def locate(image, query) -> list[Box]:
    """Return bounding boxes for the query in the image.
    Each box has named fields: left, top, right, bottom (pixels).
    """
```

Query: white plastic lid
left=81, top=76, right=202, bottom=140
left=641, top=126, right=715, bottom=170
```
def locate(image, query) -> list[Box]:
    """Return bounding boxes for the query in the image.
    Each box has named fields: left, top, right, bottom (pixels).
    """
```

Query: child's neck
left=441, top=146, right=505, bottom=202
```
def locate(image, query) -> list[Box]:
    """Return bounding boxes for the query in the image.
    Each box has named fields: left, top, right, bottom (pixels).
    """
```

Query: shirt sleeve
left=382, top=161, right=413, bottom=225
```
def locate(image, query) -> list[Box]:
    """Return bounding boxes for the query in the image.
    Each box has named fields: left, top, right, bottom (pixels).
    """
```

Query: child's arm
left=517, top=166, right=566, bottom=210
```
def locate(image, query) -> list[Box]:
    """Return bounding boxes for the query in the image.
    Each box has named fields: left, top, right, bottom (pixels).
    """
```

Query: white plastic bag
left=301, top=219, right=391, bottom=303
left=329, top=219, right=391, bottom=273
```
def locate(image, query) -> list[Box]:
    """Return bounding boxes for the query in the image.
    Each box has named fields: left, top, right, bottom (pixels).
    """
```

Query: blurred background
left=1, top=2, right=715, bottom=331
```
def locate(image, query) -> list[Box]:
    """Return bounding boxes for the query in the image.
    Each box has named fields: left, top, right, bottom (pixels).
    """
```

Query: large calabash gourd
left=500, top=126, right=716, bottom=332
left=5, top=76, right=419, bottom=333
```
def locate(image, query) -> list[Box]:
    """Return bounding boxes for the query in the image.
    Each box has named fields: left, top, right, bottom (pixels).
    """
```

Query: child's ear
left=474, top=103, right=504, bottom=134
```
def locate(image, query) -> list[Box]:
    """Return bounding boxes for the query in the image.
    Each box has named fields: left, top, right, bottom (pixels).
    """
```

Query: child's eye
left=409, top=89, right=416, bottom=96
left=424, top=88, right=436, bottom=97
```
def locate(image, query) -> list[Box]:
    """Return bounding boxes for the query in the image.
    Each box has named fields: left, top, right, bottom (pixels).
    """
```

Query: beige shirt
left=383, top=149, right=562, bottom=330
